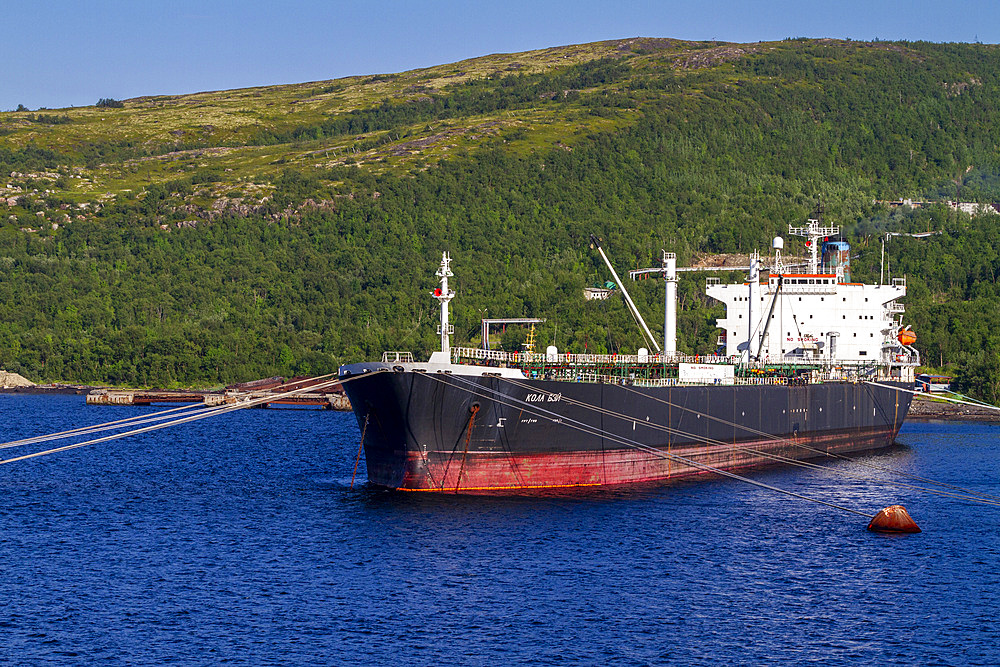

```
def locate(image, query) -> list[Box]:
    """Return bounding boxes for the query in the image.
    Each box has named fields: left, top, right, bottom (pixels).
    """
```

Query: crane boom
left=590, top=235, right=661, bottom=353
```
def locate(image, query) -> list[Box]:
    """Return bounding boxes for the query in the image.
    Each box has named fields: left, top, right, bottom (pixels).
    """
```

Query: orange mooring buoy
left=867, top=505, right=921, bottom=533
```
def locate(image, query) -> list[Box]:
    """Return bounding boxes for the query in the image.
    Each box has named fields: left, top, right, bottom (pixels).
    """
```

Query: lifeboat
left=897, top=326, right=917, bottom=346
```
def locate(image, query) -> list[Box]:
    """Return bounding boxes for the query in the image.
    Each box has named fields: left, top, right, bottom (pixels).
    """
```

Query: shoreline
left=907, top=395, right=1000, bottom=423
left=0, top=384, right=95, bottom=395
left=1, top=382, right=351, bottom=411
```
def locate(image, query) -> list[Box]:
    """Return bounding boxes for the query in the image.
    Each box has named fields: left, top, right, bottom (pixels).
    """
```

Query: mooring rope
left=453, top=404, right=480, bottom=493
left=504, top=378, right=1000, bottom=506
left=0, top=373, right=351, bottom=466
left=439, top=373, right=1000, bottom=508
left=428, top=373, right=873, bottom=517
left=350, top=412, right=369, bottom=489
left=931, top=386, right=998, bottom=409
left=504, top=375, right=1000, bottom=506
left=500, top=375, right=1000, bottom=506
left=0, top=402, right=214, bottom=451
left=611, top=379, right=1000, bottom=504
left=867, top=380, right=1000, bottom=411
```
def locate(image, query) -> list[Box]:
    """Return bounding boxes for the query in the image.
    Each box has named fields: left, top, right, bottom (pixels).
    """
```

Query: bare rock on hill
left=0, top=371, right=35, bottom=388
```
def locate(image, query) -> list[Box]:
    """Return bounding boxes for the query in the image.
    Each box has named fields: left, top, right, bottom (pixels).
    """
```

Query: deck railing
left=446, top=346, right=913, bottom=385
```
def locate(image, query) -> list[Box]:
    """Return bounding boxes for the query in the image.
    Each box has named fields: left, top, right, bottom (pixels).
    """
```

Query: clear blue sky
left=6, top=0, right=998, bottom=111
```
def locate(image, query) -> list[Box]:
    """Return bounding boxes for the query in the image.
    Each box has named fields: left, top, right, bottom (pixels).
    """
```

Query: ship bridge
left=708, top=275, right=909, bottom=364
left=705, top=220, right=915, bottom=373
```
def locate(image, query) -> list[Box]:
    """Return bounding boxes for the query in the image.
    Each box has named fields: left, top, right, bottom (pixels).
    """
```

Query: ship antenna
left=432, top=251, right=456, bottom=356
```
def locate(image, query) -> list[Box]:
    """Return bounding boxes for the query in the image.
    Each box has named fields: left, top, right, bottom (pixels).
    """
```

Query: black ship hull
left=342, top=369, right=912, bottom=493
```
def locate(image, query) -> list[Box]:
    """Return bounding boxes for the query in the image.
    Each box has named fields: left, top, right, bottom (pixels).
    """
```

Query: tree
left=952, top=348, right=1000, bottom=404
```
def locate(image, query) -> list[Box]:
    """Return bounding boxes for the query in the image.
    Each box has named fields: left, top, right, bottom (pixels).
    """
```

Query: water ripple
left=1, top=395, right=998, bottom=664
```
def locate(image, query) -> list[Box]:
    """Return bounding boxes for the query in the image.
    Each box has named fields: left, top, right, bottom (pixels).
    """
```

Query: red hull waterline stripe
left=382, top=426, right=900, bottom=494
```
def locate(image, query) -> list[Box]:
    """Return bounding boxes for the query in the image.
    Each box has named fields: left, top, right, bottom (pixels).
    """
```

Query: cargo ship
left=339, top=220, right=918, bottom=493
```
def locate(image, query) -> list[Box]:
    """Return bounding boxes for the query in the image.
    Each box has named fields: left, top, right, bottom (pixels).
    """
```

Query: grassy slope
left=1, top=40, right=644, bottom=197
left=7, top=37, right=973, bottom=212
left=0, top=38, right=808, bottom=211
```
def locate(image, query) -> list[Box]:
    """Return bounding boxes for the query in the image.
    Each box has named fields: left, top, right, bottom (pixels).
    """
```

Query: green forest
left=2, top=38, right=1000, bottom=399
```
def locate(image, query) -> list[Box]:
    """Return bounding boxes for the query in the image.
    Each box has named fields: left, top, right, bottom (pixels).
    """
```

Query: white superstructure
left=706, top=220, right=917, bottom=368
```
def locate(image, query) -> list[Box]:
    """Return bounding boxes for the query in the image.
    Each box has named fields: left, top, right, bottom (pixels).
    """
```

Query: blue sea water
left=1, top=393, right=999, bottom=666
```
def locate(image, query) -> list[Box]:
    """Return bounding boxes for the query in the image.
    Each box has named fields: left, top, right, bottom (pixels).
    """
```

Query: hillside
left=0, top=39, right=641, bottom=206
left=2, top=37, right=1000, bottom=396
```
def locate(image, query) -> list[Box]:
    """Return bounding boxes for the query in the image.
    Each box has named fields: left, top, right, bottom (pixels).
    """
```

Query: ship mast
left=432, top=251, right=456, bottom=356
left=787, top=218, right=839, bottom=275
left=745, top=250, right=761, bottom=363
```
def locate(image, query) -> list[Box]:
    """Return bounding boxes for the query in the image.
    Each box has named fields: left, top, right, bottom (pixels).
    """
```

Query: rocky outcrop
left=0, top=371, right=35, bottom=388
left=908, top=395, right=1000, bottom=422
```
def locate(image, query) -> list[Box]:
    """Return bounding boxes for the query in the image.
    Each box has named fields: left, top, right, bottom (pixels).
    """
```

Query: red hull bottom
left=386, top=427, right=898, bottom=494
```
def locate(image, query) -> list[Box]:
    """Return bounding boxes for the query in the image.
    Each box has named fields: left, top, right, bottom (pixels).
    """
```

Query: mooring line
left=866, top=380, right=1000, bottom=411
left=0, top=403, right=214, bottom=451
left=427, top=373, right=872, bottom=517
left=936, top=386, right=997, bottom=408
left=454, top=404, right=480, bottom=493
left=440, top=373, right=1000, bottom=508
left=0, top=373, right=350, bottom=466
left=616, top=383, right=1000, bottom=502
left=506, top=376, right=1000, bottom=505
left=500, top=375, right=1000, bottom=506
left=350, top=413, right=369, bottom=489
